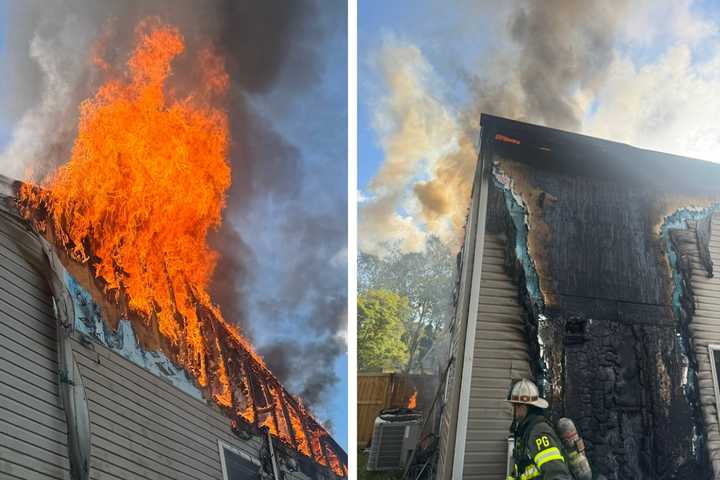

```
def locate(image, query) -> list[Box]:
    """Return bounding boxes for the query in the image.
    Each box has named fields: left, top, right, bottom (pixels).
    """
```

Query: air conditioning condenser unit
left=367, top=409, right=423, bottom=472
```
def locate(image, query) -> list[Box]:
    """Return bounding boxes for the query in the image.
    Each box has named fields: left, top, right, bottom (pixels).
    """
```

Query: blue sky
left=242, top=4, right=348, bottom=447
left=0, top=0, right=347, bottom=450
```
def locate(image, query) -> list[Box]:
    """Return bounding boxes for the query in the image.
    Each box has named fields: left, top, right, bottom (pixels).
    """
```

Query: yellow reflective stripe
left=533, top=446, right=564, bottom=468
left=520, top=464, right=540, bottom=480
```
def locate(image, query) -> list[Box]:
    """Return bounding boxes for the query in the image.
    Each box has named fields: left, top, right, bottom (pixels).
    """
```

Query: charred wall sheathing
left=485, top=155, right=717, bottom=480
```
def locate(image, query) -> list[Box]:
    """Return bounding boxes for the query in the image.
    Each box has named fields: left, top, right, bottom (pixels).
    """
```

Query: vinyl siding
left=70, top=336, right=265, bottom=480
left=461, top=234, right=530, bottom=480
left=0, top=212, right=71, bottom=480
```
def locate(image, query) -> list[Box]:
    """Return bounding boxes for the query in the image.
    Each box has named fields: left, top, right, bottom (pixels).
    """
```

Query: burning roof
left=13, top=19, right=345, bottom=476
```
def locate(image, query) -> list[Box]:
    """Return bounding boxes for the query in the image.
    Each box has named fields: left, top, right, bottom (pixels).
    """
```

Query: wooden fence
left=357, top=372, right=437, bottom=447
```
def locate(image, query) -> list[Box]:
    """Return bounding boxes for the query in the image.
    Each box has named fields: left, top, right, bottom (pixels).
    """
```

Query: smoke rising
left=360, top=0, right=632, bottom=254
left=0, top=0, right=347, bottom=416
left=359, top=39, right=456, bottom=255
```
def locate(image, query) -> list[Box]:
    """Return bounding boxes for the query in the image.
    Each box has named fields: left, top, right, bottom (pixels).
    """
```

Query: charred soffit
left=8, top=180, right=347, bottom=478
left=480, top=114, right=720, bottom=480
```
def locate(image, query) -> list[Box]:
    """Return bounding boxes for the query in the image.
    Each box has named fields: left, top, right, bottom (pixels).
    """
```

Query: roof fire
left=14, top=18, right=345, bottom=476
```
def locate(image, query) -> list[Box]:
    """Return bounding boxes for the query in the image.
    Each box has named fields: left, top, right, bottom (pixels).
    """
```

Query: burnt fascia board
left=480, top=113, right=720, bottom=193
left=450, top=122, right=494, bottom=480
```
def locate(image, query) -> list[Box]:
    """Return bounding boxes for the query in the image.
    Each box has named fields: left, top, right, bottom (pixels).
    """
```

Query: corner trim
left=41, top=239, right=91, bottom=480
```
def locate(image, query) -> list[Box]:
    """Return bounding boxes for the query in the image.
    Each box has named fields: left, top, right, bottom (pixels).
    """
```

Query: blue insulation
left=64, top=270, right=203, bottom=399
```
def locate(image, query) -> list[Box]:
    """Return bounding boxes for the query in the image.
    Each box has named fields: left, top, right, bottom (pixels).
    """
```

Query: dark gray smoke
left=0, top=0, right=347, bottom=413
left=470, top=0, right=630, bottom=131
left=260, top=335, right=345, bottom=409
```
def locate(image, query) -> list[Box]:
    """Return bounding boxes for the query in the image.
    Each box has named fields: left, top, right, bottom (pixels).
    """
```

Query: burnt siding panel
left=688, top=213, right=720, bottom=474
left=462, top=234, right=530, bottom=480
left=492, top=152, right=708, bottom=479
left=0, top=218, right=70, bottom=480
left=525, top=167, right=666, bottom=305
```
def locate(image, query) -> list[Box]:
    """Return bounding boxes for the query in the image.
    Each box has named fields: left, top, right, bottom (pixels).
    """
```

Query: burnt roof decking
left=481, top=113, right=720, bottom=194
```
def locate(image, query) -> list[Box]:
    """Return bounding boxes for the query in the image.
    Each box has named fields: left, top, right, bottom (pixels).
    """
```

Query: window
left=218, top=440, right=261, bottom=480
left=708, top=345, right=720, bottom=426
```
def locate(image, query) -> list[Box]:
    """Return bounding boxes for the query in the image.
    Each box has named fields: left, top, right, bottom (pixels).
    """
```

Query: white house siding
left=461, top=233, right=530, bottom=480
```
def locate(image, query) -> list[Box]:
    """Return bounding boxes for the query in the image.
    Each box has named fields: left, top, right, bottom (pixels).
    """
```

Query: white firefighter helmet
left=507, top=378, right=549, bottom=409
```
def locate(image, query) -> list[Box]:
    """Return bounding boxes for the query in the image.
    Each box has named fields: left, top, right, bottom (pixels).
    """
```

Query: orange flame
left=407, top=390, right=417, bottom=409
left=495, top=133, right=521, bottom=145
left=259, top=412, right=277, bottom=435
left=326, top=447, right=343, bottom=476
left=310, top=429, right=328, bottom=466
left=19, top=19, right=241, bottom=373
left=17, top=19, right=345, bottom=477
left=288, top=405, right=310, bottom=456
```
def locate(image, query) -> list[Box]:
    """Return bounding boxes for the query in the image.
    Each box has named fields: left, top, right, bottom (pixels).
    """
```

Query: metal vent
left=375, top=424, right=406, bottom=468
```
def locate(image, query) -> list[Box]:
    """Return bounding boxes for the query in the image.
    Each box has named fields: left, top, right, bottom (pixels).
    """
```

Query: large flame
left=18, top=19, right=345, bottom=476
left=19, top=19, right=244, bottom=370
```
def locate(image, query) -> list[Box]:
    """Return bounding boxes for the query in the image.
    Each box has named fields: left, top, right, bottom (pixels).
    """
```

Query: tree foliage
left=358, top=235, right=455, bottom=372
left=358, top=289, right=410, bottom=371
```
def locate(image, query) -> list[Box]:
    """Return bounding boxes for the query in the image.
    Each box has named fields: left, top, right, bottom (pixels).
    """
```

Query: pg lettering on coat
left=535, top=435, right=550, bottom=450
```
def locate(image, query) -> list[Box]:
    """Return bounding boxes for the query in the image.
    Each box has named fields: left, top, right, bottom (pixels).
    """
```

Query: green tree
left=358, top=235, right=455, bottom=372
left=358, top=289, right=410, bottom=371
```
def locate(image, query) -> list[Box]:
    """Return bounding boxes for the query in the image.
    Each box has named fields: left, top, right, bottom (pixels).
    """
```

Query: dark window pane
left=224, top=448, right=260, bottom=479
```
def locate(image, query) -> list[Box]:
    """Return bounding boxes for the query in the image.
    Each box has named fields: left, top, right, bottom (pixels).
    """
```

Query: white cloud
left=585, top=42, right=720, bottom=163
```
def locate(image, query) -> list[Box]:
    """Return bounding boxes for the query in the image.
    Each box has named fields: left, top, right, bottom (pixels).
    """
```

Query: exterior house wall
left=441, top=114, right=720, bottom=480
left=69, top=336, right=268, bottom=480
left=0, top=202, right=329, bottom=479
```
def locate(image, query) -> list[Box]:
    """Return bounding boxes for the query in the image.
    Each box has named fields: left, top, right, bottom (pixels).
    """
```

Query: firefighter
left=506, top=378, right=572, bottom=480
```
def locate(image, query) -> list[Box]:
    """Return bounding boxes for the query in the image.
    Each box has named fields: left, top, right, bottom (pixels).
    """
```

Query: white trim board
left=451, top=155, right=490, bottom=480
